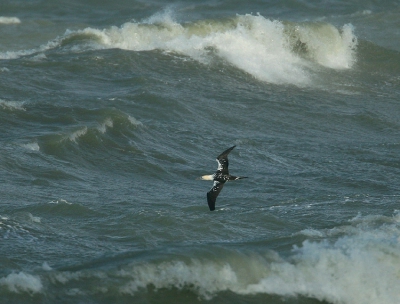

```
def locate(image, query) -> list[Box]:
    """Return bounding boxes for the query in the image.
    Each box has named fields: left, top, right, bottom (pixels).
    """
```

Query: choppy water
left=1, top=1, right=400, bottom=303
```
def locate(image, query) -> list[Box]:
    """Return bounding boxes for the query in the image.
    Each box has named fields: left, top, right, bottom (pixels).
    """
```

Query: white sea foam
left=22, top=142, right=40, bottom=151
left=98, top=118, right=113, bottom=133
left=0, top=12, right=357, bottom=87
left=242, top=238, right=400, bottom=303
left=42, top=262, right=52, bottom=271
left=205, top=16, right=309, bottom=85
left=0, top=16, right=21, bottom=24
left=298, top=228, right=325, bottom=237
left=75, top=12, right=357, bottom=85
left=30, top=53, right=47, bottom=61
left=69, top=127, right=88, bottom=142
left=0, top=99, right=26, bottom=111
left=0, top=272, right=43, bottom=293
left=0, top=36, right=60, bottom=59
left=119, top=260, right=238, bottom=299
left=28, top=213, right=41, bottom=223
left=48, top=199, right=72, bottom=205
left=293, top=23, right=357, bottom=69
left=83, top=13, right=310, bottom=85
left=113, top=214, right=400, bottom=303
left=128, top=115, right=143, bottom=127
left=39, top=215, right=399, bottom=303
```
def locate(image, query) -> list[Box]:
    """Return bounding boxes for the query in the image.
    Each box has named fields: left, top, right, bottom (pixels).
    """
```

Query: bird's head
left=196, top=174, right=214, bottom=181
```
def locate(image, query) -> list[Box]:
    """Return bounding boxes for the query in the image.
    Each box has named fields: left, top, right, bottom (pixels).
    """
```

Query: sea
left=1, top=0, right=400, bottom=303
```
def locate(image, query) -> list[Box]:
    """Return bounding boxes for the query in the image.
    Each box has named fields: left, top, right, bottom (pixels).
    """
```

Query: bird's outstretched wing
left=216, top=145, right=236, bottom=174
left=207, top=181, right=225, bottom=211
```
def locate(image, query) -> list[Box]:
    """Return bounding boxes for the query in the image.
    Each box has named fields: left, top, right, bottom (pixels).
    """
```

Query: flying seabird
left=198, top=145, right=247, bottom=211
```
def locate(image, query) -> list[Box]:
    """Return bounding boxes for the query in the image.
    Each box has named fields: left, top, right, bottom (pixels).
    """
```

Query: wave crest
left=0, top=12, right=358, bottom=87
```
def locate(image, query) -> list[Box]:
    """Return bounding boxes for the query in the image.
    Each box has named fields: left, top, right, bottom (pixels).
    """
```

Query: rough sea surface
left=1, top=0, right=400, bottom=303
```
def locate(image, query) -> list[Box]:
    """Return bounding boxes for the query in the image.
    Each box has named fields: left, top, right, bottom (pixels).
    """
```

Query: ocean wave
left=0, top=12, right=358, bottom=86
left=11, top=212, right=397, bottom=303
left=73, top=13, right=357, bottom=85
left=117, top=219, right=400, bottom=303
left=37, top=110, right=143, bottom=156
left=285, top=22, right=357, bottom=69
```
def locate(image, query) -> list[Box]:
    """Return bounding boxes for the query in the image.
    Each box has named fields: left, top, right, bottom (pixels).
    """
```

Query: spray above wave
left=285, top=22, right=357, bottom=69
left=0, top=12, right=357, bottom=86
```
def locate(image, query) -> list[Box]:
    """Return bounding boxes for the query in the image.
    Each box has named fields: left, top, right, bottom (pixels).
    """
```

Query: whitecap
left=0, top=16, right=21, bottom=25
left=0, top=272, right=43, bottom=293
left=0, top=11, right=358, bottom=87
left=42, top=262, right=52, bottom=271
left=97, top=118, right=113, bottom=134
left=22, top=142, right=40, bottom=151
left=298, top=228, right=325, bottom=237
left=118, top=260, right=238, bottom=300
left=128, top=116, right=143, bottom=127
left=291, top=23, right=358, bottom=69
left=0, top=99, right=26, bottom=111
left=48, top=199, right=72, bottom=205
left=28, top=213, right=41, bottom=223
left=69, top=127, right=88, bottom=143
left=112, top=213, right=400, bottom=303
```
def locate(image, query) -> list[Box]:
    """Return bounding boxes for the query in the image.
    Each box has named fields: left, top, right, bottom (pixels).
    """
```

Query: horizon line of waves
left=6, top=212, right=398, bottom=302
left=0, top=12, right=357, bottom=86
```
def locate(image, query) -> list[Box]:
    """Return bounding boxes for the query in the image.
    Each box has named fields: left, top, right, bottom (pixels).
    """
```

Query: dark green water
left=1, top=1, right=400, bottom=303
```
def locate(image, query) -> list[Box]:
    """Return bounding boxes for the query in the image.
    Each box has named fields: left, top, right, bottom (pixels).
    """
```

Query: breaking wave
left=115, top=214, right=400, bottom=303
left=0, top=12, right=357, bottom=86
left=2, top=212, right=396, bottom=303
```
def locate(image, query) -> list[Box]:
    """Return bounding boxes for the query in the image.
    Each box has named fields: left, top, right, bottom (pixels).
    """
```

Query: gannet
left=198, top=145, right=247, bottom=211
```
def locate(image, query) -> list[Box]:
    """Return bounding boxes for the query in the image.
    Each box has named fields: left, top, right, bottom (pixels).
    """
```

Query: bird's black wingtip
left=217, top=145, right=236, bottom=159
left=207, top=192, right=216, bottom=211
